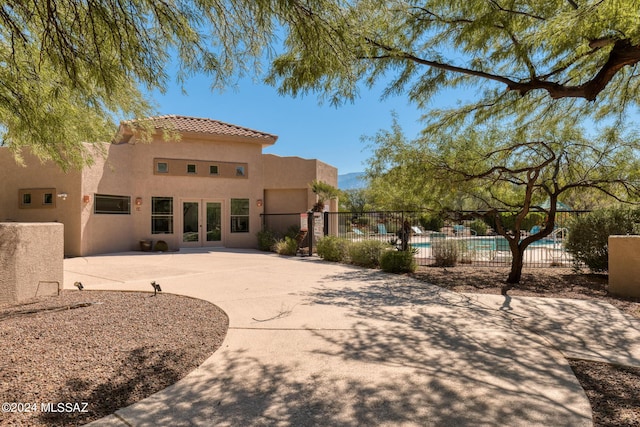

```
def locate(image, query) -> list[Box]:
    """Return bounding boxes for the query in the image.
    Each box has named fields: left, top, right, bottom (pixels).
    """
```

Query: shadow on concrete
left=111, top=267, right=593, bottom=425
left=295, top=269, right=593, bottom=426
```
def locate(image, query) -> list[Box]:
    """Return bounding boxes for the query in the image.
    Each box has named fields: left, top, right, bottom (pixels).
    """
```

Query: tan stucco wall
left=0, top=223, right=63, bottom=306
left=80, top=135, right=266, bottom=253
left=79, top=143, right=137, bottom=255
left=0, top=148, right=83, bottom=256
left=263, top=154, right=338, bottom=213
left=608, top=235, right=640, bottom=298
left=0, top=128, right=338, bottom=256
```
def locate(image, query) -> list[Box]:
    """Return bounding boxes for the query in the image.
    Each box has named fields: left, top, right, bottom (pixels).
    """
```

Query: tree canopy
left=366, top=115, right=640, bottom=284
left=1, top=0, right=282, bottom=169
left=5, top=1, right=640, bottom=172
left=269, top=0, right=640, bottom=125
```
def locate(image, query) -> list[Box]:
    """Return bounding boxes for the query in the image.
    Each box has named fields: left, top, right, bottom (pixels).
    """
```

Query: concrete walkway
left=62, top=248, right=640, bottom=426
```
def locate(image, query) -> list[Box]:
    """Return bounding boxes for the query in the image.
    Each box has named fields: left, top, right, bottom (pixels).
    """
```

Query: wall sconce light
left=256, top=199, right=263, bottom=207
left=83, top=195, right=90, bottom=203
left=135, top=197, right=143, bottom=206
left=57, top=193, right=68, bottom=201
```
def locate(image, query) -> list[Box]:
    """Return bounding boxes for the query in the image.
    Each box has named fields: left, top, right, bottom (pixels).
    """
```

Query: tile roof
left=119, top=115, right=278, bottom=144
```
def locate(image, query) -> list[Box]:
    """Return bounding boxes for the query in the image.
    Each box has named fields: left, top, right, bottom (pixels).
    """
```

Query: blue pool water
left=411, top=238, right=562, bottom=249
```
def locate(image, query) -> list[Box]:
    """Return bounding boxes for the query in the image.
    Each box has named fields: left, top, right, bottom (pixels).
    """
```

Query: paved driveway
left=63, top=248, right=639, bottom=426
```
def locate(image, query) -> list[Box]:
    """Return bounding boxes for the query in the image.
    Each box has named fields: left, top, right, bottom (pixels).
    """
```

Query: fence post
left=323, top=212, right=329, bottom=236
left=308, top=211, right=314, bottom=256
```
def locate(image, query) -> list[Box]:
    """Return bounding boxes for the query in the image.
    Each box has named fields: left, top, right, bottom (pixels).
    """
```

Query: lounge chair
left=411, top=226, right=424, bottom=235
left=494, top=236, right=512, bottom=261
left=377, top=224, right=393, bottom=235
left=453, top=224, right=477, bottom=236
left=352, top=228, right=365, bottom=236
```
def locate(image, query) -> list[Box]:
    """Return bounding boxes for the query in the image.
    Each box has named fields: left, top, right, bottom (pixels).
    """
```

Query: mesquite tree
left=366, top=117, right=640, bottom=289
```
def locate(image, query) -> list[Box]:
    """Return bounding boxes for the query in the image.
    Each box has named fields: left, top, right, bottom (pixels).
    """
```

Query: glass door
left=182, top=199, right=224, bottom=247
left=205, top=201, right=222, bottom=246
left=182, top=201, right=200, bottom=245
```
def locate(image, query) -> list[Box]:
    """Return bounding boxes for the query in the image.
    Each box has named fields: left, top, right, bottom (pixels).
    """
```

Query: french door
left=182, top=199, right=223, bottom=247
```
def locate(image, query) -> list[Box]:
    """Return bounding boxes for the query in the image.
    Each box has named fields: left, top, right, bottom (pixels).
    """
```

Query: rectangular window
left=152, top=197, right=173, bottom=234
left=235, top=166, right=245, bottom=177
left=230, top=198, right=250, bottom=233
left=187, top=164, right=197, bottom=174
left=157, top=162, right=168, bottom=173
left=19, top=188, right=56, bottom=209
left=209, top=165, right=219, bottom=175
left=94, top=194, right=131, bottom=214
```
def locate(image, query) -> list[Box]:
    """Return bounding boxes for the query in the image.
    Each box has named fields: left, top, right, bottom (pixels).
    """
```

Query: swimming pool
left=411, top=237, right=563, bottom=249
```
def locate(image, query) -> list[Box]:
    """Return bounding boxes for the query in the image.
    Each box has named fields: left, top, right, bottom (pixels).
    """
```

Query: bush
left=284, top=224, right=301, bottom=239
left=566, top=208, right=640, bottom=272
left=419, top=213, right=444, bottom=232
left=274, top=237, right=299, bottom=256
left=469, top=219, right=488, bottom=236
left=380, top=249, right=417, bottom=273
left=317, top=236, right=351, bottom=262
left=349, top=240, right=390, bottom=268
left=432, top=239, right=465, bottom=267
left=257, top=229, right=277, bottom=251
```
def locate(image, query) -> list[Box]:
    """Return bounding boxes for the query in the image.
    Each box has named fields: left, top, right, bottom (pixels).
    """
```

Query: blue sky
left=149, top=74, right=440, bottom=174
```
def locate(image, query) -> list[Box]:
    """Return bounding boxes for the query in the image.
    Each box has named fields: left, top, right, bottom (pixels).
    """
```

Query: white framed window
left=152, top=197, right=173, bottom=234
left=230, top=198, right=249, bottom=233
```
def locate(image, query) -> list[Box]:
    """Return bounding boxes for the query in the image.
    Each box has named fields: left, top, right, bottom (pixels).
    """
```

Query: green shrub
left=274, top=237, right=299, bottom=256
left=432, top=239, right=465, bottom=267
left=355, top=216, right=370, bottom=226
left=257, top=229, right=277, bottom=251
left=349, top=240, right=390, bottom=268
left=284, top=224, right=301, bottom=239
left=419, top=213, right=444, bottom=231
left=469, top=219, right=488, bottom=236
left=317, top=236, right=351, bottom=262
left=566, top=208, right=640, bottom=272
left=380, top=249, right=417, bottom=273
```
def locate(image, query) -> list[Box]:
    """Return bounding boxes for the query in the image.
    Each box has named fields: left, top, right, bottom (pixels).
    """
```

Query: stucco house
left=0, top=115, right=337, bottom=256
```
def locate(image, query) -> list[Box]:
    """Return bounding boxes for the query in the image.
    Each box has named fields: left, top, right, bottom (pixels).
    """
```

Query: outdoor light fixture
left=57, top=193, right=68, bottom=201
left=135, top=197, right=143, bottom=206
left=151, top=281, right=162, bottom=296
left=74, top=281, right=84, bottom=290
left=256, top=199, right=263, bottom=207
left=83, top=195, right=90, bottom=203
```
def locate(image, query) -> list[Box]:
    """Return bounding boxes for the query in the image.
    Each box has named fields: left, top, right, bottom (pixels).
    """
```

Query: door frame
left=180, top=199, right=225, bottom=248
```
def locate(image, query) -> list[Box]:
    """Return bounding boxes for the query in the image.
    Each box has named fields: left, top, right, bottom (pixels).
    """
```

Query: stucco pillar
left=608, top=235, right=640, bottom=298
left=0, top=222, right=63, bottom=306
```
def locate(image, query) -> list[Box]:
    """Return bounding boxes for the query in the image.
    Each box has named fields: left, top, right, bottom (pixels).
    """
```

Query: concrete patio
left=62, top=248, right=640, bottom=426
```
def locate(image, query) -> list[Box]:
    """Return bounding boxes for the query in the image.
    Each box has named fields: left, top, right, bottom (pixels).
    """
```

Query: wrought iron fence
left=324, top=210, right=589, bottom=268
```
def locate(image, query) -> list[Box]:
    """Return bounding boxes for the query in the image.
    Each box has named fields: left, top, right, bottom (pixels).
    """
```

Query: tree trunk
left=502, top=248, right=524, bottom=294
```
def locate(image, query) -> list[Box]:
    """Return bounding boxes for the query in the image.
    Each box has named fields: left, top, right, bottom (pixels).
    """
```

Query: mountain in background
left=338, top=172, right=366, bottom=190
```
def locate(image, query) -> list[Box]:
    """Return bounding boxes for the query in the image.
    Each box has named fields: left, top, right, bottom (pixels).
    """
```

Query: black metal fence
left=261, top=210, right=590, bottom=268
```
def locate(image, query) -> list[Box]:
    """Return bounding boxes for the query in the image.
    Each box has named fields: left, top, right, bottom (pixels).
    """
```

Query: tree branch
left=365, top=36, right=640, bottom=101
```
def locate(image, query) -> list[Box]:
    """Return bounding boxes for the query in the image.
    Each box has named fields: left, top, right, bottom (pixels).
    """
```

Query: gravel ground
left=0, top=291, right=228, bottom=427
left=413, top=266, right=640, bottom=427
